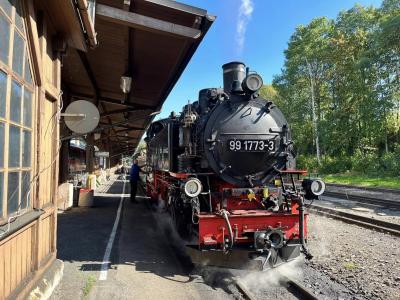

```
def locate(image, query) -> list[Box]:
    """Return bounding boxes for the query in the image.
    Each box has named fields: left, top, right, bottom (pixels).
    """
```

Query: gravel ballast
left=306, top=213, right=400, bottom=300
left=237, top=213, right=400, bottom=300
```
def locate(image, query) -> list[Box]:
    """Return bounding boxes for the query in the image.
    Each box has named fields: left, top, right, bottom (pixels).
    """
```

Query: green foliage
left=259, top=85, right=279, bottom=101
left=298, top=144, right=400, bottom=176
left=272, top=1, right=400, bottom=173
left=297, top=155, right=352, bottom=174
left=323, top=174, right=400, bottom=189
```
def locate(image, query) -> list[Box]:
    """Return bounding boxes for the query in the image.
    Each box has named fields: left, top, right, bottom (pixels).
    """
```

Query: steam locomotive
left=145, top=62, right=325, bottom=270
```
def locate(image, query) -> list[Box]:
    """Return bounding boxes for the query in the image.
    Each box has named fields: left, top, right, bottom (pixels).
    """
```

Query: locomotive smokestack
left=222, top=62, right=246, bottom=94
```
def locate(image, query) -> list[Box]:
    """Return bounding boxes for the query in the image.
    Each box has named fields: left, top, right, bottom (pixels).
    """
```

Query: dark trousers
left=130, top=180, right=138, bottom=202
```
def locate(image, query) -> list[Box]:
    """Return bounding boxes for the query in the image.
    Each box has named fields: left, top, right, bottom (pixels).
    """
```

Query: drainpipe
left=76, top=0, right=98, bottom=48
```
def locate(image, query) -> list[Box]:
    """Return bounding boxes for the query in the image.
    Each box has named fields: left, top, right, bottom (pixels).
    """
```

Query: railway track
left=326, top=183, right=400, bottom=195
left=309, top=204, right=400, bottom=236
left=234, top=279, right=257, bottom=300
left=323, top=191, right=400, bottom=209
left=281, top=276, right=320, bottom=300
left=235, top=276, right=320, bottom=300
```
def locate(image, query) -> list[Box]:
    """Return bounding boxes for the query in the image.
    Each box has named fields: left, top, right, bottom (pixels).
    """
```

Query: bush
left=297, top=155, right=351, bottom=174
left=351, top=151, right=378, bottom=175
left=297, top=155, right=319, bottom=173
left=297, top=149, right=400, bottom=177
left=320, top=156, right=352, bottom=174
left=378, top=152, right=400, bottom=176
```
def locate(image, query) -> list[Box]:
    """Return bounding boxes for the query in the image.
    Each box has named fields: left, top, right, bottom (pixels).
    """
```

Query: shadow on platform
left=56, top=179, right=190, bottom=277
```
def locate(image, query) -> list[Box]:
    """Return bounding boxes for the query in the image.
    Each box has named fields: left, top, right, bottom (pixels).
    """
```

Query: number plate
left=227, top=139, right=275, bottom=152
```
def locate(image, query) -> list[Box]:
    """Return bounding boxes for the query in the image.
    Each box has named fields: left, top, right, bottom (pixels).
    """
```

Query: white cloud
left=236, top=0, right=254, bottom=54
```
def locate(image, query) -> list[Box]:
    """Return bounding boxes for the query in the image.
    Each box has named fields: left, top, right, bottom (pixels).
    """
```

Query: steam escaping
left=236, top=0, right=254, bottom=54
left=240, top=258, right=304, bottom=293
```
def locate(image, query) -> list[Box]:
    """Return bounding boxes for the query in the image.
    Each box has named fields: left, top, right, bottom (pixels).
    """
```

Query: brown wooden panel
left=44, top=216, right=49, bottom=257
left=21, top=231, right=27, bottom=282
left=27, top=226, right=32, bottom=274
left=38, top=215, right=52, bottom=263
left=0, top=225, right=35, bottom=299
left=11, top=238, right=17, bottom=292
left=44, top=24, right=58, bottom=89
left=38, top=218, right=44, bottom=262
left=38, top=98, right=56, bottom=207
left=16, top=234, right=21, bottom=288
left=0, top=242, right=4, bottom=299
left=4, top=241, right=10, bottom=298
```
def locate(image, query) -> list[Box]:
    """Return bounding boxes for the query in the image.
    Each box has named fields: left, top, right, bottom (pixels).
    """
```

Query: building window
left=0, top=0, right=34, bottom=220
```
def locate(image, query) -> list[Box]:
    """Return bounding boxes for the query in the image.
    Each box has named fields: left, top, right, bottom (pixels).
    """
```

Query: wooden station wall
left=0, top=0, right=62, bottom=299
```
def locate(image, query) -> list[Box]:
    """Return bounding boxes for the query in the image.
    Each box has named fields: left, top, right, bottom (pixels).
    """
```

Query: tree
left=274, top=18, right=333, bottom=162
left=272, top=1, right=400, bottom=169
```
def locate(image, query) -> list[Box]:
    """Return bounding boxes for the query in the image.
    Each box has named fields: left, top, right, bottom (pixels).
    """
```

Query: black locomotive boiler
left=145, top=62, right=325, bottom=269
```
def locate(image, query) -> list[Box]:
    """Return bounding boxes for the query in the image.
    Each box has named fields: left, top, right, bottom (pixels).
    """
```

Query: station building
left=0, top=0, right=214, bottom=298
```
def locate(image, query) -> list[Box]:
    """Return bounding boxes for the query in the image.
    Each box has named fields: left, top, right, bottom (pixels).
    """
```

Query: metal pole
left=298, top=195, right=312, bottom=259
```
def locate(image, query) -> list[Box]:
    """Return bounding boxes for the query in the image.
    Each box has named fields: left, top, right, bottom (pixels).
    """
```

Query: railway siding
left=325, top=184, right=400, bottom=203
left=326, top=183, right=400, bottom=195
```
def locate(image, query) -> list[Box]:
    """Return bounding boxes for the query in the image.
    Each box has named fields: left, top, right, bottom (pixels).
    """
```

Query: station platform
left=50, top=177, right=231, bottom=300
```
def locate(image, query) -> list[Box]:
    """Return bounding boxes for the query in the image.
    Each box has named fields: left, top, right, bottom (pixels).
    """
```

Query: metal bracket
left=60, top=113, right=86, bottom=119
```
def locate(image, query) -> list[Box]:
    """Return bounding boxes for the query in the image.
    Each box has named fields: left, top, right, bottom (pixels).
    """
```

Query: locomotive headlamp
left=184, top=178, right=203, bottom=198
left=242, top=73, right=263, bottom=94
left=302, top=179, right=326, bottom=199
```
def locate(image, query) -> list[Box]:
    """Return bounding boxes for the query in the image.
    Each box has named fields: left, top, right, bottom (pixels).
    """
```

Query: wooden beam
left=101, top=134, right=139, bottom=141
left=70, top=92, right=155, bottom=109
left=118, top=136, right=138, bottom=140
left=99, top=122, right=128, bottom=128
left=101, top=103, right=125, bottom=146
left=116, top=135, right=139, bottom=139
left=100, top=107, right=151, bottom=117
left=114, top=127, right=145, bottom=134
left=100, top=99, right=155, bottom=110
left=110, top=149, right=136, bottom=158
left=24, top=0, right=43, bottom=86
left=98, top=122, right=145, bottom=131
left=77, top=50, right=100, bottom=104
left=96, top=4, right=201, bottom=39
left=61, top=116, right=147, bottom=141
left=143, top=0, right=207, bottom=17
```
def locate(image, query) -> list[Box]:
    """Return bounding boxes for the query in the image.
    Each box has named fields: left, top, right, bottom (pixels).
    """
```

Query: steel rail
left=234, top=279, right=258, bottom=300
left=309, top=204, right=400, bottom=236
left=323, top=191, right=400, bottom=209
left=280, top=276, right=320, bottom=300
left=234, top=276, right=320, bottom=300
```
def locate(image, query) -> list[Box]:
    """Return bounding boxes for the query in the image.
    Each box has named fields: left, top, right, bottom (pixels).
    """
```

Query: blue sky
left=158, top=0, right=382, bottom=118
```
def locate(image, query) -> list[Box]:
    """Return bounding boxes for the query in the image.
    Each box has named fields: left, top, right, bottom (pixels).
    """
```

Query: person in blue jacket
left=129, top=159, right=142, bottom=203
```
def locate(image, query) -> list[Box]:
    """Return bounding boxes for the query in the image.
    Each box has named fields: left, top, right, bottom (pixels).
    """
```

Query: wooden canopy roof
left=61, top=0, right=215, bottom=157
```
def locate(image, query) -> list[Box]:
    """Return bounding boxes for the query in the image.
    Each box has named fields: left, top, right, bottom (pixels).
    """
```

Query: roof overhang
left=61, top=0, right=215, bottom=157
left=37, top=0, right=97, bottom=51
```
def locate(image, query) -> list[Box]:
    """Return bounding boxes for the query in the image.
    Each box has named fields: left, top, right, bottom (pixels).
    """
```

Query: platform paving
left=51, top=178, right=232, bottom=300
